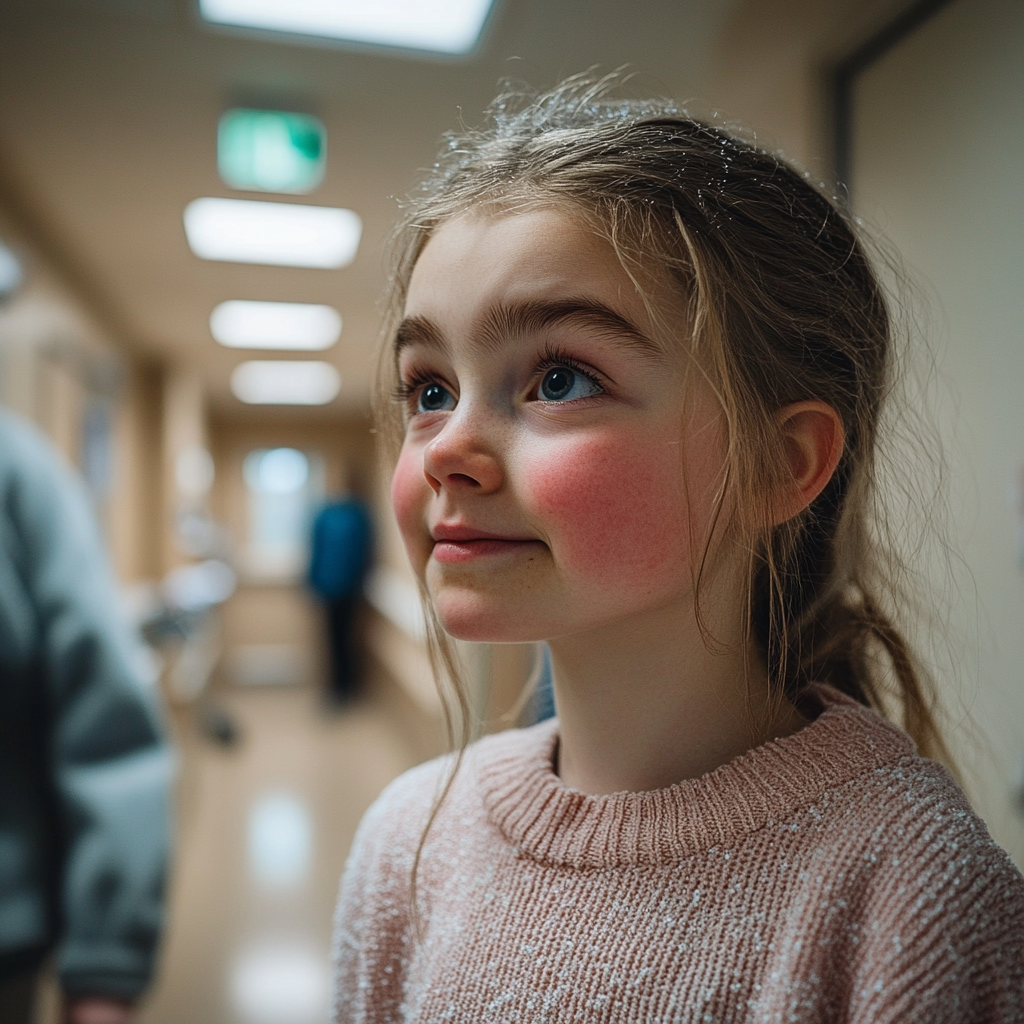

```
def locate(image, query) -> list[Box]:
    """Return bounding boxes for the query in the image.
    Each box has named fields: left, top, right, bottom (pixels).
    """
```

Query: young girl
left=332, top=76, right=1024, bottom=1022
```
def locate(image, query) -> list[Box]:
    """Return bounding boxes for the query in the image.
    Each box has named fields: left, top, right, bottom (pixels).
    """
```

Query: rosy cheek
left=391, top=445, right=431, bottom=567
left=526, top=430, right=689, bottom=586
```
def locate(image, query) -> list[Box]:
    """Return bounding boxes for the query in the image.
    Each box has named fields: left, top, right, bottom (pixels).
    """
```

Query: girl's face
left=392, top=207, right=729, bottom=643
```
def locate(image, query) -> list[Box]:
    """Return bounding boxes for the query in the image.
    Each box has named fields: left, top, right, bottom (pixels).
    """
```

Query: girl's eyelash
left=392, top=368, right=439, bottom=404
left=534, top=345, right=606, bottom=392
left=393, top=347, right=606, bottom=406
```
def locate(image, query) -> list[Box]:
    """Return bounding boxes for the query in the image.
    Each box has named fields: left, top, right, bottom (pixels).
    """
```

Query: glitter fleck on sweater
left=332, top=686, right=1024, bottom=1022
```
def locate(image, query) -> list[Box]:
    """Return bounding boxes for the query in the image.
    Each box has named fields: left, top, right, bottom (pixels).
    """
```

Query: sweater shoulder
left=802, top=749, right=1016, bottom=874
left=805, top=751, right=1024, bottom=950
left=350, top=722, right=550, bottom=857
left=832, top=750, right=1007, bottom=851
left=353, top=754, right=453, bottom=854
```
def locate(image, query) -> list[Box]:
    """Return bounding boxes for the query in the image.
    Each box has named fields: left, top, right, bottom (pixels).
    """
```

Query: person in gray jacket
left=0, top=408, right=173, bottom=1024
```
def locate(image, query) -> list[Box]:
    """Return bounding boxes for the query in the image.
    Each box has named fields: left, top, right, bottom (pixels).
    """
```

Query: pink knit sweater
left=333, top=686, right=1024, bottom=1022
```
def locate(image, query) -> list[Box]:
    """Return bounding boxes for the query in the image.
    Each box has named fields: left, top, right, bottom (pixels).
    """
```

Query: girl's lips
left=431, top=535, right=542, bottom=563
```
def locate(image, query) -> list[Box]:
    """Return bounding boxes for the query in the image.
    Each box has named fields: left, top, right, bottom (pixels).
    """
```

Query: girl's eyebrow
left=395, top=315, right=447, bottom=355
left=394, top=299, right=663, bottom=359
left=480, top=299, right=662, bottom=357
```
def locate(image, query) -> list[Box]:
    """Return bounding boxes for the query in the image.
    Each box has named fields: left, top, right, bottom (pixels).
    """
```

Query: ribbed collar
left=473, top=685, right=914, bottom=868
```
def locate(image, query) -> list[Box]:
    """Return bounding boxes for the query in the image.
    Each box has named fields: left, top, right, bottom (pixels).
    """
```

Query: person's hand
left=63, top=997, right=135, bottom=1024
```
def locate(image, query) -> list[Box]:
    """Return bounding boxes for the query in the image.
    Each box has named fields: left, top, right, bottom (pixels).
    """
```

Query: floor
left=136, top=669, right=440, bottom=1024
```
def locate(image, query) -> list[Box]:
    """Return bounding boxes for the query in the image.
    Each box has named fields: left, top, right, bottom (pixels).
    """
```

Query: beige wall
left=709, top=0, right=907, bottom=170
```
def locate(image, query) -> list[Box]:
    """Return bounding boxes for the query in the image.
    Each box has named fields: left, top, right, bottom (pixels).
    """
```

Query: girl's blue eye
left=417, top=383, right=456, bottom=413
left=538, top=366, right=601, bottom=402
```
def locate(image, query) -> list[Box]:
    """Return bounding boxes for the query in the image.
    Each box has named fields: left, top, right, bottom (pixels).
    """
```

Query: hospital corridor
left=0, top=0, right=1023, bottom=1021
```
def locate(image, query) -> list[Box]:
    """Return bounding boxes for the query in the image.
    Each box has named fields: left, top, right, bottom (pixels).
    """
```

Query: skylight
left=231, top=360, right=341, bottom=404
left=198, top=0, right=496, bottom=54
left=184, top=198, right=361, bottom=268
left=211, top=300, right=341, bottom=350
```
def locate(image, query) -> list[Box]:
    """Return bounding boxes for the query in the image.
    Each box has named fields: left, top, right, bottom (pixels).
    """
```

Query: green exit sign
left=218, top=109, right=326, bottom=194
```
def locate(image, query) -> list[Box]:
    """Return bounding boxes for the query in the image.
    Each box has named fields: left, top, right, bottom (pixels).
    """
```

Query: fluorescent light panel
left=211, top=300, right=341, bottom=350
left=184, top=198, right=361, bottom=268
left=231, top=360, right=340, bottom=405
left=199, top=0, right=495, bottom=54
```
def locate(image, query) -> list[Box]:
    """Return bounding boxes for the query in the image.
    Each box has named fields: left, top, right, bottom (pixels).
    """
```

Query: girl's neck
left=548, top=599, right=808, bottom=796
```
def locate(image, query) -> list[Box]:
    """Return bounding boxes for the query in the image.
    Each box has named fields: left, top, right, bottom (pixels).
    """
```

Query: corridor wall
left=0, top=207, right=163, bottom=585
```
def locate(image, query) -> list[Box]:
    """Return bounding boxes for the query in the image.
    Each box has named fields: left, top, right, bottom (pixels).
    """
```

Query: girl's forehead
left=412, top=207, right=614, bottom=281
left=404, top=207, right=688, bottom=345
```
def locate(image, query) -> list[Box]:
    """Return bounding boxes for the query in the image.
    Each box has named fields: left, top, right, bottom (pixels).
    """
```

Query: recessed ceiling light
left=211, top=300, right=341, bottom=350
left=198, top=0, right=496, bottom=54
left=231, top=360, right=341, bottom=405
left=183, top=198, right=361, bottom=268
left=219, top=109, right=326, bottom=194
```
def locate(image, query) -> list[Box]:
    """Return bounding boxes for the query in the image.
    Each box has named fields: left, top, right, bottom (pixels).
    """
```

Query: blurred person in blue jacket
left=309, top=486, right=373, bottom=703
left=0, top=409, right=173, bottom=1024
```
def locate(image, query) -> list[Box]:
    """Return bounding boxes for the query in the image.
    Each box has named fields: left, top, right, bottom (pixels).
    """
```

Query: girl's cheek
left=391, top=445, right=431, bottom=566
left=526, top=431, right=689, bottom=584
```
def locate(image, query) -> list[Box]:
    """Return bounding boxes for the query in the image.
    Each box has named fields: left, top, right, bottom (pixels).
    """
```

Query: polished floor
left=137, top=669, right=440, bottom=1024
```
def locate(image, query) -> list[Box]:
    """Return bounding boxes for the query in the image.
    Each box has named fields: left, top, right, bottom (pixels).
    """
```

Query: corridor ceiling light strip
left=198, top=0, right=496, bottom=54
left=211, top=300, right=341, bottom=350
left=183, top=198, right=361, bottom=268
left=231, top=360, right=341, bottom=405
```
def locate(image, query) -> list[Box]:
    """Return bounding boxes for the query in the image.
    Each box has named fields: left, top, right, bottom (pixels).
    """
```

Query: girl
left=333, top=75, right=1024, bottom=1022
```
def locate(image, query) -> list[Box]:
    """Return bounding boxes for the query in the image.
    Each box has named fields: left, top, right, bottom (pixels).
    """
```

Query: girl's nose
left=422, top=413, right=504, bottom=496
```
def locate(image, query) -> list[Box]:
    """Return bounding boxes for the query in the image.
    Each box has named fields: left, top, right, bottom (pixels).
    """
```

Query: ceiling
left=0, top=0, right=737, bottom=416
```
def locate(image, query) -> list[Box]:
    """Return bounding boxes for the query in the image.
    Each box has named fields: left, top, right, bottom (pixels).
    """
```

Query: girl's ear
left=773, top=400, right=845, bottom=525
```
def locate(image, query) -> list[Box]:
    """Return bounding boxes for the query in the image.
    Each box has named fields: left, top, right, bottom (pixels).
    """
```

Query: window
left=243, top=447, right=324, bottom=579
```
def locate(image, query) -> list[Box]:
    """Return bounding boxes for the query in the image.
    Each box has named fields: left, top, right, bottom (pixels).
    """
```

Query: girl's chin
left=437, top=617, right=538, bottom=645
left=432, top=597, right=549, bottom=645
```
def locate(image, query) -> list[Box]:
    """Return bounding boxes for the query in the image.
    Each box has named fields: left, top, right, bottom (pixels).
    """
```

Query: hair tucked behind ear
left=377, top=70, right=953, bottom=808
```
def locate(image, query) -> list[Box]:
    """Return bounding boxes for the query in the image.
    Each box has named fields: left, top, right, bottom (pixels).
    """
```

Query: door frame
left=831, top=0, right=958, bottom=197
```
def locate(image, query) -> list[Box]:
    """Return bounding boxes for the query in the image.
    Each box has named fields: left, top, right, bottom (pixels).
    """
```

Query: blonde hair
left=376, top=72, right=951, bottom=796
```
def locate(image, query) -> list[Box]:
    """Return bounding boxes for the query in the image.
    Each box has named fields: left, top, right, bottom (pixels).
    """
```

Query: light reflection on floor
left=248, top=791, right=313, bottom=889
left=230, top=939, right=329, bottom=1024
left=139, top=673, right=436, bottom=1024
